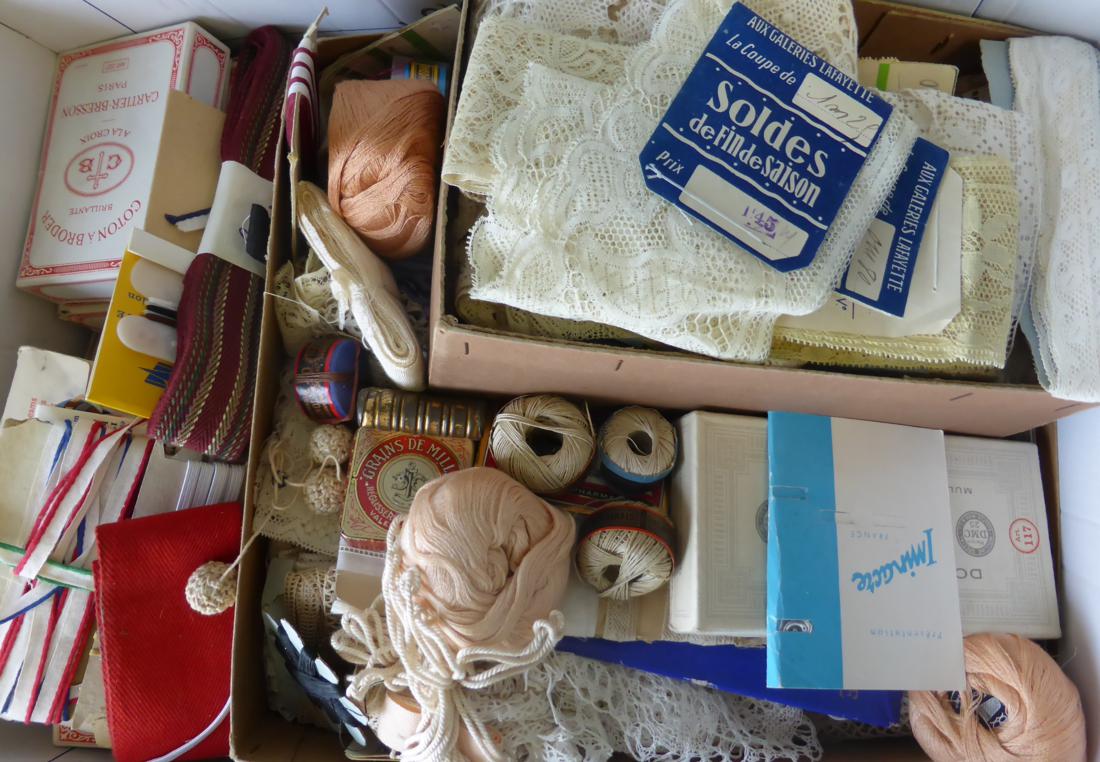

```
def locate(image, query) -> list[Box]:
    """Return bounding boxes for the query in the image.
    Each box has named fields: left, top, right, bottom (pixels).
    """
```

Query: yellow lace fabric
left=771, top=156, right=1019, bottom=371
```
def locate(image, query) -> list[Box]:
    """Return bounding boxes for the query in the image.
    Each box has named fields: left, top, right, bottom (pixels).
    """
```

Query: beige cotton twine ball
left=909, top=633, right=1087, bottom=762
left=185, top=560, right=237, bottom=616
left=489, top=395, right=595, bottom=494
left=398, top=466, right=576, bottom=650
left=576, top=501, right=677, bottom=600
left=598, top=406, right=678, bottom=487
left=304, top=468, right=345, bottom=516
left=310, top=424, right=354, bottom=467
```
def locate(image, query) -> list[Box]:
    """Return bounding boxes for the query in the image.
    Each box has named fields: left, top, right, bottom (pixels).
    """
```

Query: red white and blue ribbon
left=285, top=7, right=329, bottom=166
left=0, top=415, right=151, bottom=725
left=15, top=421, right=138, bottom=582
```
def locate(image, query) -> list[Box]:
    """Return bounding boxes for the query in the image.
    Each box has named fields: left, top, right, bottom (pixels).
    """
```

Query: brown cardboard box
left=232, top=4, right=1070, bottom=761
left=230, top=10, right=466, bottom=762
left=427, top=1, right=1093, bottom=437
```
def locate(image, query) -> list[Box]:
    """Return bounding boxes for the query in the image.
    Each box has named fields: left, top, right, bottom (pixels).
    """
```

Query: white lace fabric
left=772, top=156, right=1020, bottom=371
left=272, top=259, right=365, bottom=356
left=1010, top=37, right=1100, bottom=402
left=475, top=0, right=671, bottom=45
left=473, top=0, right=856, bottom=75
left=459, top=650, right=820, bottom=761
left=253, top=382, right=342, bottom=556
left=456, top=0, right=916, bottom=360
left=442, top=16, right=632, bottom=196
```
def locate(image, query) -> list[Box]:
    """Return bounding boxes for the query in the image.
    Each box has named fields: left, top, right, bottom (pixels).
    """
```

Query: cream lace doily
left=1010, top=37, right=1100, bottom=402
left=475, top=0, right=671, bottom=45
left=473, top=0, right=856, bottom=72
left=253, top=381, right=342, bottom=556
left=461, top=0, right=916, bottom=360
left=771, top=156, right=1019, bottom=371
left=456, top=264, right=647, bottom=344
left=272, top=258, right=364, bottom=356
left=442, top=16, right=632, bottom=197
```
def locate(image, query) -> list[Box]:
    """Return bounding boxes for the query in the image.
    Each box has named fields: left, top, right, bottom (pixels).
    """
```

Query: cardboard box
left=230, top=10, right=466, bottom=762
left=229, top=4, right=1080, bottom=762
left=17, top=24, right=226, bottom=302
left=426, top=3, right=1095, bottom=438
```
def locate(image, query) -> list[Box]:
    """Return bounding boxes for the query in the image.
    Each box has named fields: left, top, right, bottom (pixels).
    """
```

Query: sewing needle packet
left=766, top=412, right=965, bottom=691
left=640, top=3, right=893, bottom=271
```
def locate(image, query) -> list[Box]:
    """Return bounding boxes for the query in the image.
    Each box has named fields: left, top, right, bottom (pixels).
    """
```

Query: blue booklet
left=558, top=637, right=903, bottom=727
left=766, top=412, right=965, bottom=691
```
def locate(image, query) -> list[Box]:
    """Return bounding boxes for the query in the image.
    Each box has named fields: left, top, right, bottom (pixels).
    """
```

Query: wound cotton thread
left=576, top=501, right=677, bottom=600
left=598, top=406, right=678, bottom=490
left=328, top=79, right=444, bottom=260
left=489, top=395, right=595, bottom=494
left=909, top=633, right=1087, bottom=762
left=332, top=467, right=575, bottom=761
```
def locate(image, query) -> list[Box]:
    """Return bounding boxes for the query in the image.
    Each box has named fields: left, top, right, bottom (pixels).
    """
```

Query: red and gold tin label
left=342, top=430, right=474, bottom=553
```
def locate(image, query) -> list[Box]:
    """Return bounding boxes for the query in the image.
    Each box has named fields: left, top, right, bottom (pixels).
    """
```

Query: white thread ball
left=185, top=561, right=237, bottom=616
left=489, top=395, right=594, bottom=494
left=305, top=468, right=346, bottom=515
left=310, top=424, right=354, bottom=466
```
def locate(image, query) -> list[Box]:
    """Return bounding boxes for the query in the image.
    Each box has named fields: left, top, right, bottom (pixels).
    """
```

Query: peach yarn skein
left=398, top=467, right=576, bottom=651
left=910, top=633, right=1086, bottom=762
left=328, top=79, right=444, bottom=260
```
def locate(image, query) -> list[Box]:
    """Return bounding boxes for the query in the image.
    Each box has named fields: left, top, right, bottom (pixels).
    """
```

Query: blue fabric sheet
left=557, top=636, right=903, bottom=728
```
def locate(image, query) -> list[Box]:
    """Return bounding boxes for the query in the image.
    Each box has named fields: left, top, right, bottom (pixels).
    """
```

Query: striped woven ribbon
left=222, top=26, right=291, bottom=181
left=148, top=254, right=263, bottom=463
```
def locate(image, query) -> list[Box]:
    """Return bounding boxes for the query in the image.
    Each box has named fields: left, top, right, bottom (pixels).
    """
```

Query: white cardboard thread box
left=16, top=22, right=228, bottom=303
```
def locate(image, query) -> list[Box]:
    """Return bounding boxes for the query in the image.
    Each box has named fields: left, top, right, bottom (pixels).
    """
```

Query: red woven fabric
left=95, top=502, right=242, bottom=762
left=222, top=25, right=291, bottom=180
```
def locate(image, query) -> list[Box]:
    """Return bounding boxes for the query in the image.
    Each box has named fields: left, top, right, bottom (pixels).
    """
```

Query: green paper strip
left=876, top=63, right=891, bottom=92
left=0, top=542, right=95, bottom=592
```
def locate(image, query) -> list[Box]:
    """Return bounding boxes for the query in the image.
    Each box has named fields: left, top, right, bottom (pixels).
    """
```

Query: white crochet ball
left=185, top=561, right=237, bottom=616
left=310, top=424, right=354, bottom=466
left=305, top=468, right=346, bottom=516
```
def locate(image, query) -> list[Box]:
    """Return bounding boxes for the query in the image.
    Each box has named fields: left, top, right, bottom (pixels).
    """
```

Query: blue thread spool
left=598, top=407, right=678, bottom=493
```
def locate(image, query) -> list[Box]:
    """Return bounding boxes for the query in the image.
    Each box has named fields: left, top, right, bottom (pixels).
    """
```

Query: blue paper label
left=837, top=138, right=949, bottom=317
left=640, top=4, right=893, bottom=272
